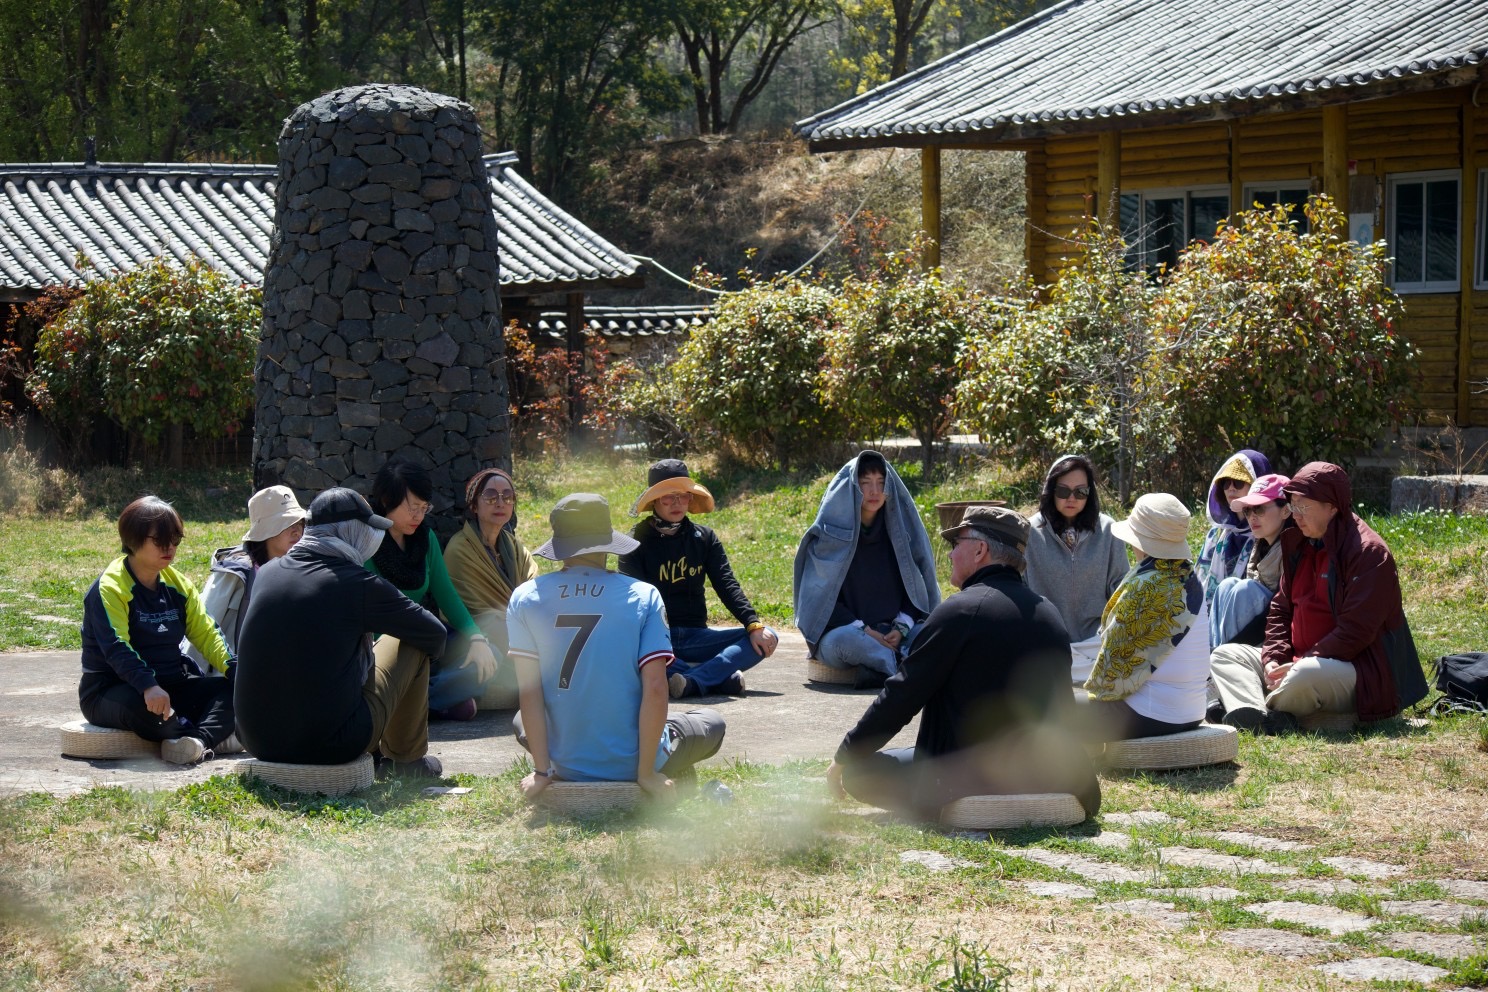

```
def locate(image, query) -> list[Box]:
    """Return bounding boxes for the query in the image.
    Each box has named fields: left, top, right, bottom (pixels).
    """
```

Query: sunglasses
left=479, top=491, right=516, bottom=505
left=1054, top=485, right=1090, bottom=500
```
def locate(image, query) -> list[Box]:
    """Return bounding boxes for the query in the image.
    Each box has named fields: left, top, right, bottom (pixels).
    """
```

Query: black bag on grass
left=1432, top=653, right=1488, bottom=709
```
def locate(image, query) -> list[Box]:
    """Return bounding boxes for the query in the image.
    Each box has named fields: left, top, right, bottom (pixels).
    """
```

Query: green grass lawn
left=2, top=451, right=1488, bottom=990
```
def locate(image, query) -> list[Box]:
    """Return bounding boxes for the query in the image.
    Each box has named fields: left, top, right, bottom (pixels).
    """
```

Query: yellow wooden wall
left=1027, top=88, right=1488, bottom=426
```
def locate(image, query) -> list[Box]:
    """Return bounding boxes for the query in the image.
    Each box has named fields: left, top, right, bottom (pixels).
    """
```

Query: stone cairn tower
left=253, top=84, right=509, bottom=524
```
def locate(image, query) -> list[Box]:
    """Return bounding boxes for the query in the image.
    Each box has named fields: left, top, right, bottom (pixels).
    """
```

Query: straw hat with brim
left=1109, top=493, right=1192, bottom=560
left=534, top=493, right=640, bottom=561
left=630, top=458, right=715, bottom=516
left=243, top=485, right=309, bottom=542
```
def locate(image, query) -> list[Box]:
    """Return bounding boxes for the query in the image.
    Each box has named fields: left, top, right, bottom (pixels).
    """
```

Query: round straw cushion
left=476, top=682, right=520, bottom=711
left=807, top=659, right=858, bottom=685
left=940, top=793, right=1088, bottom=829
left=59, top=720, right=159, bottom=760
left=1299, top=710, right=1357, bottom=733
left=241, top=754, right=374, bottom=796
left=536, top=780, right=645, bottom=815
left=1104, top=724, right=1238, bottom=770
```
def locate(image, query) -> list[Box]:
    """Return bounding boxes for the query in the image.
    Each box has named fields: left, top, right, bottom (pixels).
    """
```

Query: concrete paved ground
left=0, top=630, right=918, bottom=796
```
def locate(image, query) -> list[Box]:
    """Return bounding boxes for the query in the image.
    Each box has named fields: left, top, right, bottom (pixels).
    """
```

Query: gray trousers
left=512, top=707, right=726, bottom=777
left=1210, top=644, right=1357, bottom=716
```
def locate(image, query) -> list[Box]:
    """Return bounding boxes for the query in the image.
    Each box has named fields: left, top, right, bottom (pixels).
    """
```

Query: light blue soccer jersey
left=507, top=565, right=673, bottom=781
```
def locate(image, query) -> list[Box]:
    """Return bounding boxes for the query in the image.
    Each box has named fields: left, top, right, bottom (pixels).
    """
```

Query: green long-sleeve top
left=364, top=529, right=481, bottom=638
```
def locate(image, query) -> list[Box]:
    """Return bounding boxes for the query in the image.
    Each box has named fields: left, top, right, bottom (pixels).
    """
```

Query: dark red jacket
left=1262, top=462, right=1427, bottom=721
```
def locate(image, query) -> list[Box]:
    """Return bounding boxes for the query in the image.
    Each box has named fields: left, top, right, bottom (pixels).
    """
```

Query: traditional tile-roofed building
left=0, top=152, right=643, bottom=301
left=797, top=0, right=1488, bottom=426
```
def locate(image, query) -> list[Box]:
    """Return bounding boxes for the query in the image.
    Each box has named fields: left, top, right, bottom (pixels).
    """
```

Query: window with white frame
left=1387, top=170, right=1459, bottom=292
left=1477, top=169, right=1488, bottom=290
left=1118, top=187, right=1230, bottom=271
left=1242, top=183, right=1312, bottom=233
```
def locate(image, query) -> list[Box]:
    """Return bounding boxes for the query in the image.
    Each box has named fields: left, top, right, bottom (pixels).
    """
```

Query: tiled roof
left=530, top=305, right=712, bottom=342
left=0, top=153, right=640, bottom=293
left=797, top=0, right=1488, bottom=147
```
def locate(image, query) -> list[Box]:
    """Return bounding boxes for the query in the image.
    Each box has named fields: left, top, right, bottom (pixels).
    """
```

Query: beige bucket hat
left=1109, top=493, right=1192, bottom=560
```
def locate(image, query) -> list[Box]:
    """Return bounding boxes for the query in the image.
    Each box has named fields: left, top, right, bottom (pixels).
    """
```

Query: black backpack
left=1431, top=653, right=1488, bottom=713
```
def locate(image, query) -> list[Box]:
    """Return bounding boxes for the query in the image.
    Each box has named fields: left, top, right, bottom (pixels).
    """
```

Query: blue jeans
left=816, top=622, right=924, bottom=676
left=669, top=625, right=771, bottom=693
left=1208, top=577, right=1273, bottom=648
left=428, top=625, right=501, bottom=713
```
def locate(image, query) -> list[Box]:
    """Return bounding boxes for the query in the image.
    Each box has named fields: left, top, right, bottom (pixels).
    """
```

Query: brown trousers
left=364, top=636, right=431, bottom=763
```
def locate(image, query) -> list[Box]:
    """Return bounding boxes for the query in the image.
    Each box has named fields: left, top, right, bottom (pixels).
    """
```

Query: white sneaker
left=161, top=736, right=211, bottom=766
left=217, top=732, right=245, bottom=754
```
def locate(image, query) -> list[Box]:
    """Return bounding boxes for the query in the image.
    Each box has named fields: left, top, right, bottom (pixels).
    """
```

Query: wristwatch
left=533, top=766, right=556, bottom=779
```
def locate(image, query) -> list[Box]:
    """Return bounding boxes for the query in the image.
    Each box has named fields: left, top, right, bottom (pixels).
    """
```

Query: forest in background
left=0, top=0, right=1055, bottom=207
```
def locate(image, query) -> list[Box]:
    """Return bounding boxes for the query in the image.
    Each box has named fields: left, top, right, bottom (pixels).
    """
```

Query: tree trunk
left=169, top=423, right=184, bottom=470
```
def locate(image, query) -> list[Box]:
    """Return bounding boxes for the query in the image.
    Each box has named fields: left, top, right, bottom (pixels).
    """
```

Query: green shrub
left=1157, top=197, right=1417, bottom=473
left=600, top=358, right=691, bottom=458
left=824, top=256, right=994, bottom=476
left=28, top=257, right=260, bottom=462
left=955, top=223, right=1170, bottom=503
left=673, top=276, right=843, bottom=470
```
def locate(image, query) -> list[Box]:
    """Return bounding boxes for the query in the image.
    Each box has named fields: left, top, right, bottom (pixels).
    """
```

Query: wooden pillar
left=1229, top=122, right=1243, bottom=216
left=1321, top=105, right=1349, bottom=213
left=1097, top=132, right=1120, bottom=224
left=1025, top=144, right=1048, bottom=284
left=1458, top=97, right=1478, bottom=426
left=921, top=145, right=941, bottom=270
left=565, top=291, right=585, bottom=430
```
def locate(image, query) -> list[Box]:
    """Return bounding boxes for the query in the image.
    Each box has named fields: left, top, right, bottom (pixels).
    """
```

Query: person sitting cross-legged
left=827, top=506, right=1100, bottom=822
left=618, top=459, right=777, bottom=699
left=1209, top=462, right=1427, bottom=733
left=510, top=493, right=726, bottom=802
left=234, top=488, right=449, bottom=777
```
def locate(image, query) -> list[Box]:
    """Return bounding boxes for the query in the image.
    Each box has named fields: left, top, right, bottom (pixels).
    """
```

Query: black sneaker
left=390, top=755, right=444, bottom=779
left=1222, top=706, right=1267, bottom=732
left=669, top=674, right=700, bottom=699
left=854, top=668, right=889, bottom=691
left=721, top=672, right=746, bottom=696
left=1261, top=710, right=1300, bottom=736
left=1205, top=702, right=1226, bottom=725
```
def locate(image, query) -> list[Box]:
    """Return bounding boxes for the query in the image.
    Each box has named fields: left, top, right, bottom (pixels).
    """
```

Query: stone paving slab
left=1318, top=957, right=1449, bottom=983
left=1020, top=880, right=1097, bottom=899
left=899, top=850, right=975, bottom=873
left=1381, top=931, right=1486, bottom=959
left=1216, top=928, right=1341, bottom=959
left=1103, top=811, right=1177, bottom=827
left=1434, top=878, right=1488, bottom=901
left=1, top=635, right=923, bottom=796
left=1095, top=899, right=1192, bottom=929
left=1276, top=878, right=1370, bottom=897
left=1319, top=855, right=1406, bottom=879
left=1160, top=846, right=1298, bottom=876
left=1381, top=899, right=1488, bottom=925
left=1203, top=830, right=1312, bottom=852
left=1245, top=901, right=1377, bottom=935
left=1085, top=830, right=1135, bottom=850
left=1014, top=848, right=1152, bottom=884
left=1153, top=886, right=1244, bottom=902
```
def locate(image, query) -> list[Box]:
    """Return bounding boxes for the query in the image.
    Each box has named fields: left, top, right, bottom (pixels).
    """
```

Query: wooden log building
left=797, top=0, right=1488, bottom=427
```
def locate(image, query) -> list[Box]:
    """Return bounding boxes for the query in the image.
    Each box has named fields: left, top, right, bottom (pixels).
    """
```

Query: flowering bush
left=28, top=258, right=258, bottom=460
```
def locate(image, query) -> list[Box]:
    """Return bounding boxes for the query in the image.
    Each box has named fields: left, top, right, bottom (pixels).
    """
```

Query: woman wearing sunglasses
left=444, top=467, right=539, bottom=707
left=1195, top=449, right=1273, bottom=632
left=1023, top=455, right=1128, bottom=683
left=367, top=457, right=502, bottom=721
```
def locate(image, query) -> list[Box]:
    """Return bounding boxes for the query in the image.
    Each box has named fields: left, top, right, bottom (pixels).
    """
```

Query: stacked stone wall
left=254, top=84, right=509, bottom=525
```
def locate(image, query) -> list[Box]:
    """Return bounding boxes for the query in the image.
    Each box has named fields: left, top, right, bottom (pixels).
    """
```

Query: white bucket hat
left=243, top=485, right=309, bottom=543
left=1109, top=493, right=1192, bottom=560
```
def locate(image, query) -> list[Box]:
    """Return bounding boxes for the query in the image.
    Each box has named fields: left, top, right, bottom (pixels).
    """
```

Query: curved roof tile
left=0, top=155, right=639, bottom=292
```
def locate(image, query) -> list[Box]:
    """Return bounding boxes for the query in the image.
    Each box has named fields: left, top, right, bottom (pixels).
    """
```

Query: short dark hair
left=370, top=456, right=434, bottom=516
left=1038, top=454, right=1102, bottom=534
left=118, top=496, right=183, bottom=555
left=243, top=539, right=270, bottom=567
left=856, top=451, right=887, bottom=480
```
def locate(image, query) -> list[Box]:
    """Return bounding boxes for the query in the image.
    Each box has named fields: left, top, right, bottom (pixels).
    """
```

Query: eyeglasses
left=1054, top=485, right=1090, bottom=500
left=657, top=493, right=693, bottom=507
left=148, top=535, right=180, bottom=550
left=404, top=500, right=432, bottom=518
left=1288, top=499, right=1318, bottom=517
left=1222, top=478, right=1252, bottom=493
left=479, top=491, right=516, bottom=505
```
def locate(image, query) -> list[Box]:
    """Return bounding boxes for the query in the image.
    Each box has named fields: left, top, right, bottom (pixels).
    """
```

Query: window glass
left=1394, top=181, right=1424, bottom=284
left=1144, top=196, right=1185, bottom=270
left=1425, top=179, right=1457, bottom=283
left=1191, top=194, right=1230, bottom=242
left=1388, top=172, right=1459, bottom=290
